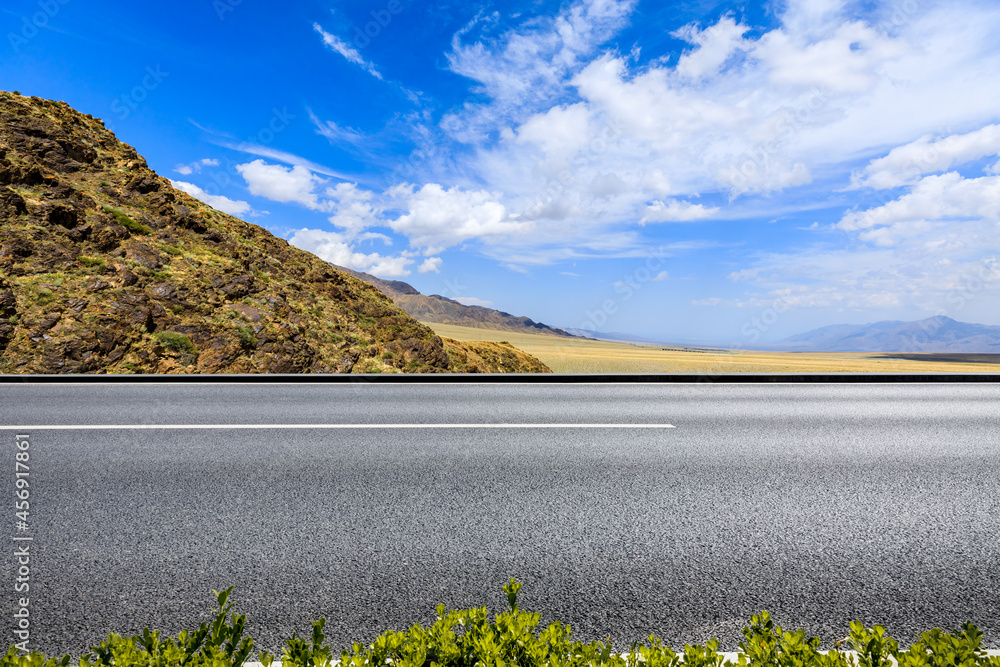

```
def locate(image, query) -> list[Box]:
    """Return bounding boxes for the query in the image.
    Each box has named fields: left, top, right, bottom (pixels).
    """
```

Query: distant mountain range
left=333, top=266, right=579, bottom=338
left=779, top=316, right=1000, bottom=353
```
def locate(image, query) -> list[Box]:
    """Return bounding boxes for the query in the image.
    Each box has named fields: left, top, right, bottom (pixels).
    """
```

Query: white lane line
left=2, top=423, right=676, bottom=430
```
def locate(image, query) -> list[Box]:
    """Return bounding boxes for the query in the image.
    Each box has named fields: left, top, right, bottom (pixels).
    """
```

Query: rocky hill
left=333, top=265, right=578, bottom=337
left=0, top=91, right=550, bottom=374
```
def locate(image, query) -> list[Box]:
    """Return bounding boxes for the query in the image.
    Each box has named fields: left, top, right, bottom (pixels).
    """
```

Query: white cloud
left=170, top=180, right=253, bottom=217
left=854, top=124, right=1000, bottom=189
left=174, top=158, right=220, bottom=176
left=673, top=16, right=749, bottom=80
left=726, top=247, right=1000, bottom=314
left=640, top=199, right=719, bottom=224
left=753, top=20, right=905, bottom=94
left=418, top=257, right=443, bottom=274
left=402, top=0, right=1000, bottom=272
left=309, top=109, right=366, bottom=145
left=314, top=23, right=384, bottom=80
left=729, top=164, right=1000, bottom=314
left=356, top=231, right=393, bottom=244
left=650, top=270, right=669, bottom=282
left=289, top=228, right=413, bottom=277
left=386, top=183, right=533, bottom=253
left=442, top=0, right=636, bottom=141
left=210, top=0, right=1000, bottom=301
left=838, top=172, right=1000, bottom=233
left=221, top=142, right=354, bottom=180
left=236, top=160, right=331, bottom=211
left=454, top=296, right=494, bottom=307
left=325, top=182, right=381, bottom=234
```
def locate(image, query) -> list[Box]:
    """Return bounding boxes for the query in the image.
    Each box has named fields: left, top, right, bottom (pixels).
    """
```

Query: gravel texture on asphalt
left=2, top=383, right=999, bottom=656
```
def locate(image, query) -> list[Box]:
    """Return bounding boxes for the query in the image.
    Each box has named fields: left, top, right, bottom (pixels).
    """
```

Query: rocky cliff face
left=0, top=91, right=550, bottom=374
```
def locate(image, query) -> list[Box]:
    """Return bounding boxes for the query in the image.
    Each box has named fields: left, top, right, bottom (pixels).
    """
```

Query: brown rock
left=84, top=277, right=109, bottom=292
left=2, top=236, right=33, bottom=258
left=227, top=302, right=262, bottom=322
left=220, top=274, right=255, bottom=298
left=126, top=173, right=160, bottom=194
left=0, top=187, right=27, bottom=216
left=36, top=312, right=62, bottom=331
left=126, top=243, right=161, bottom=269
left=47, top=204, right=79, bottom=229
left=149, top=282, right=176, bottom=301
left=90, top=222, right=128, bottom=251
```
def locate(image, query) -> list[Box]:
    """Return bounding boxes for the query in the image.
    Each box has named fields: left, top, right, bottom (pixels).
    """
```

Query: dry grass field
left=423, top=322, right=1000, bottom=374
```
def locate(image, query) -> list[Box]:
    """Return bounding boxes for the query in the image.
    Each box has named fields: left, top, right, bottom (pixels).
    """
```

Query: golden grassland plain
left=424, top=322, right=1000, bottom=374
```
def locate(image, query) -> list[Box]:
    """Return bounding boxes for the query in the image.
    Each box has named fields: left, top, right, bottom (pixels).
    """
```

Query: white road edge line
left=3, top=423, right=676, bottom=430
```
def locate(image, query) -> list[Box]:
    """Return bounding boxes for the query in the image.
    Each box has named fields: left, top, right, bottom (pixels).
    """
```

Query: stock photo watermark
left=896, top=258, right=1000, bottom=352
left=195, top=107, right=296, bottom=199
left=110, top=65, right=169, bottom=121
left=213, top=0, right=242, bottom=21
left=725, top=86, right=829, bottom=194
left=12, top=433, right=32, bottom=653
left=578, top=246, right=670, bottom=333
left=352, top=0, right=404, bottom=49
left=739, top=295, right=793, bottom=345
left=7, top=0, right=70, bottom=54
left=524, top=116, right=624, bottom=220
left=877, top=0, right=920, bottom=32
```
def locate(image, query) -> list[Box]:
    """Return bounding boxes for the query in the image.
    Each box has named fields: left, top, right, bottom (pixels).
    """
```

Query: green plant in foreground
left=846, top=621, right=898, bottom=667
left=0, top=647, right=70, bottom=667
left=277, top=618, right=333, bottom=667
left=1, top=587, right=254, bottom=667
left=3, top=582, right=999, bottom=667
left=736, top=611, right=848, bottom=667
left=896, top=622, right=994, bottom=667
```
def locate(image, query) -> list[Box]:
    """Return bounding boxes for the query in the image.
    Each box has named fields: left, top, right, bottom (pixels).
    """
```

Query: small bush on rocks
left=153, top=331, right=196, bottom=354
left=102, top=205, right=150, bottom=235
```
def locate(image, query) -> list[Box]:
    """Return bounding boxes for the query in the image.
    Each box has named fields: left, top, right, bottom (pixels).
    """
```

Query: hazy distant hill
left=780, top=316, right=1000, bottom=352
left=333, top=265, right=579, bottom=338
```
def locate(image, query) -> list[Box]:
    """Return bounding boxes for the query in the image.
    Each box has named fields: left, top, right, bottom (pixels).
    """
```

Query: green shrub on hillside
left=102, top=205, right=150, bottom=235
left=234, top=324, right=257, bottom=350
left=152, top=331, right=196, bottom=354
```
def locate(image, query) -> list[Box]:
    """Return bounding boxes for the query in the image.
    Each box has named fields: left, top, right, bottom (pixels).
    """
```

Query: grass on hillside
left=422, top=322, right=1000, bottom=374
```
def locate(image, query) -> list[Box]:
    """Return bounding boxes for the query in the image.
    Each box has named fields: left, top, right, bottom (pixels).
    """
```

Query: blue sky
left=4, top=0, right=1000, bottom=345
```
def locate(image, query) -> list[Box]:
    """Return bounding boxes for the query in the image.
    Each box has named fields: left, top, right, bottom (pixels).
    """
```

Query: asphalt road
left=2, top=382, right=999, bottom=656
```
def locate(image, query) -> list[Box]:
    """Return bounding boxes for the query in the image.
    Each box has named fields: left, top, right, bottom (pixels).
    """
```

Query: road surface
left=2, top=382, right=998, bottom=655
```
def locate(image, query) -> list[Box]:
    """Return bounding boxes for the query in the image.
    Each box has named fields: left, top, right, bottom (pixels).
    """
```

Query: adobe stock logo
left=213, top=0, right=242, bottom=21
left=110, top=66, right=169, bottom=121
left=7, top=0, right=71, bottom=54
left=352, top=0, right=404, bottom=49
